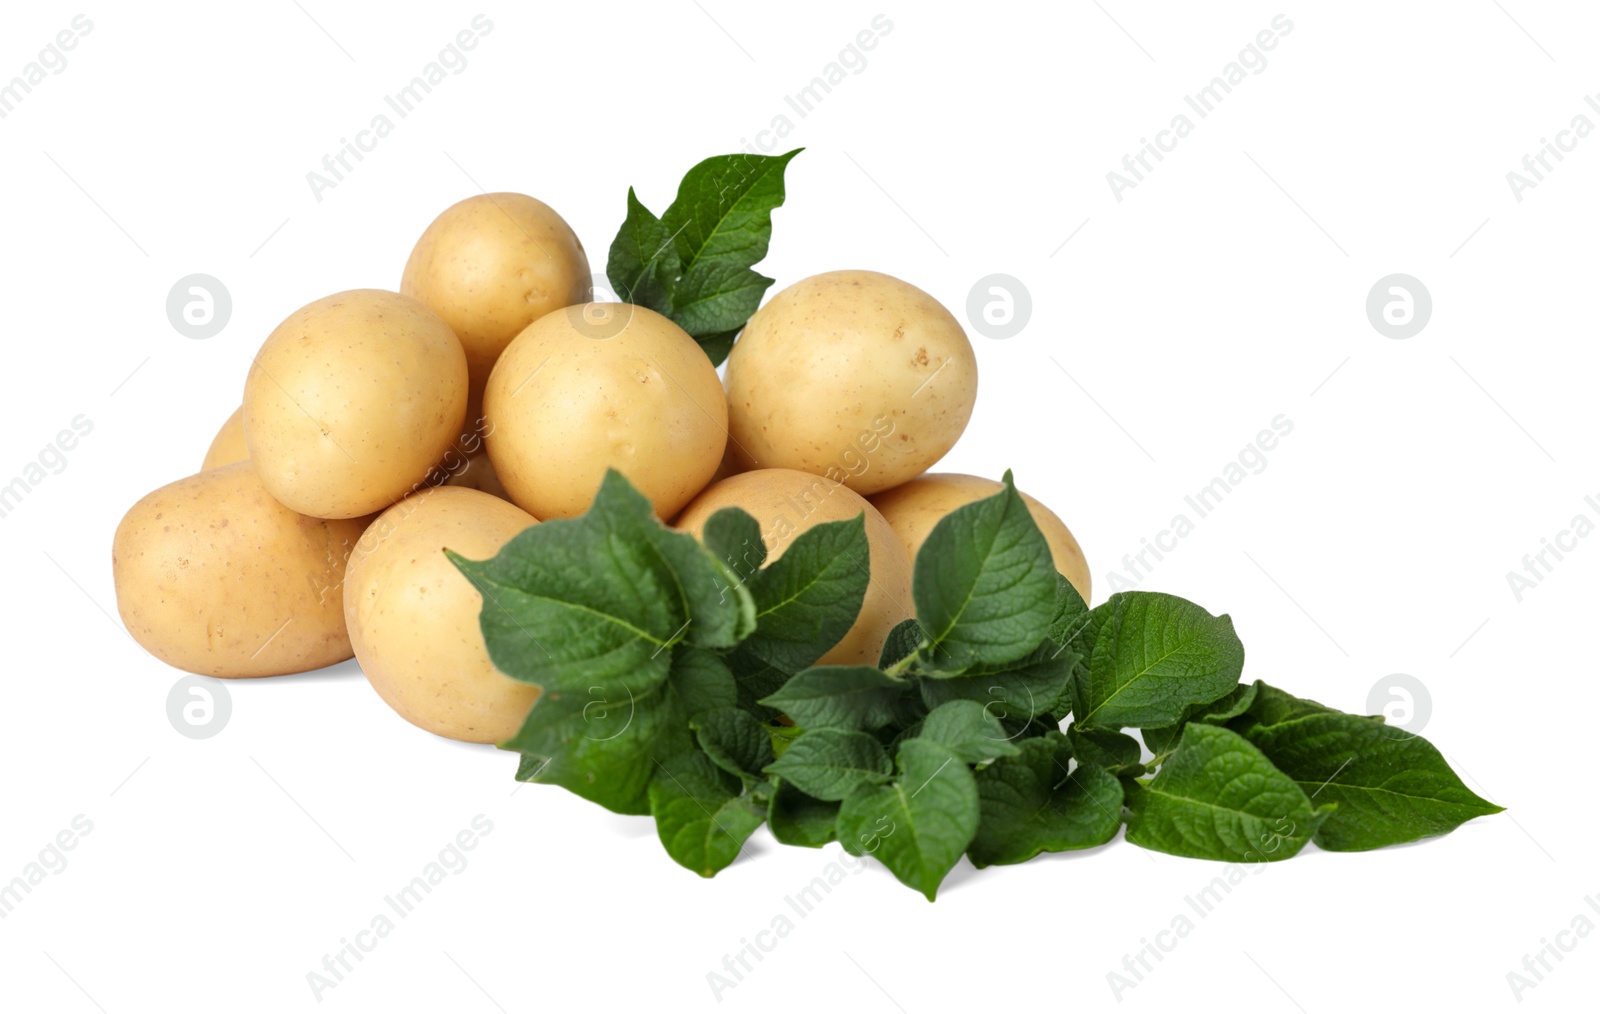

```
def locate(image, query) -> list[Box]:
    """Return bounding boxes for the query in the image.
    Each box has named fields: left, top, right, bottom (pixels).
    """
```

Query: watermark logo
left=167, top=675, right=231, bottom=739
left=166, top=274, right=232, bottom=340
left=0, top=815, right=94, bottom=920
left=306, top=16, right=494, bottom=203
left=1507, top=495, right=1598, bottom=602
left=1366, top=673, right=1431, bottom=734
left=0, top=415, right=94, bottom=522
left=566, top=296, right=633, bottom=341
left=1365, top=273, right=1431, bottom=339
left=0, top=16, right=93, bottom=121
left=966, top=274, right=1031, bottom=340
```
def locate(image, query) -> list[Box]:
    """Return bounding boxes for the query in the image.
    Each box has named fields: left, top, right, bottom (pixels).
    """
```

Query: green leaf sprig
left=607, top=150, right=801, bottom=365
left=451, top=469, right=1502, bottom=899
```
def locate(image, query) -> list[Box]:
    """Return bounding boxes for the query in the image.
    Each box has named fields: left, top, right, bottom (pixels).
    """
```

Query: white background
left=1, top=2, right=1595, bottom=1011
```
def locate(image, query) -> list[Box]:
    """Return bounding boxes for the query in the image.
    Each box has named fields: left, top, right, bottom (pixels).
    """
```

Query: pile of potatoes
left=113, top=192, right=1091, bottom=745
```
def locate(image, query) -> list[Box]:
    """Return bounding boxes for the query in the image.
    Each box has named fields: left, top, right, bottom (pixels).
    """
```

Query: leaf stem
left=882, top=651, right=918, bottom=679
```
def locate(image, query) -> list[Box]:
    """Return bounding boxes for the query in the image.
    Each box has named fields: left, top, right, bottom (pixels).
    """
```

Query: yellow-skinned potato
left=344, top=487, right=540, bottom=743
left=869, top=473, right=1091, bottom=604
left=724, top=270, right=978, bottom=496
left=112, top=461, right=369, bottom=677
left=244, top=289, right=468, bottom=519
left=401, top=193, right=590, bottom=414
left=675, top=468, right=911, bottom=666
left=200, top=406, right=248, bottom=471
left=484, top=303, right=727, bottom=520
left=442, top=448, right=509, bottom=500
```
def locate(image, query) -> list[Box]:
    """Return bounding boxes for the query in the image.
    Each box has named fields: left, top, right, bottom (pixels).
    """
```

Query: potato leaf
left=505, top=682, right=691, bottom=816
left=649, top=750, right=767, bottom=877
left=1125, top=723, right=1331, bottom=862
left=1141, top=681, right=1260, bottom=755
left=759, top=665, right=910, bottom=732
left=969, top=733, right=1124, bottom=867
left=768, top=780, right=840, bottom=848
left=917, top=700, right=1022, bottom=763
left=1244, top=712, right=1502, bottom=851
left=605, top=187, right=679, bottom=314
left=912, top=473, right=1058, bottom=669
left=838, top=739, right=980, bottom=901
left=917, top=641, right=1075, bottom=726
left=764, top=728, right=894, bottom=801
left=607, top=150, right=801, bottom=365
left=449, top=470, right=754, bottom=699
left=1071, top=591, right=1244, bottom=729
left=692, top=707, right=774, bottom=780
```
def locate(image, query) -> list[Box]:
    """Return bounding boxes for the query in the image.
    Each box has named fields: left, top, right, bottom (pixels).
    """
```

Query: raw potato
left=244, top=289, right=468, bottom=519
left=201, top=406, right=248, bottom=471
left=344, top=487, right=540, bottom=743
left=483, top=303, right=727, bottom=520
left=869, top=473, right=1092, bottom=604
left=675, top=468, right=911, bottom=666
left=442, top=449, right=509, bottom=501
left=401, top=192, right=590, bottom=414
left=112, top=461, right=369, bottom=677
left=724, top=270, right=978, bottom=496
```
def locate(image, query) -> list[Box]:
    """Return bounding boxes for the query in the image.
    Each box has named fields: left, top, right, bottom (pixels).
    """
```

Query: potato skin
left=675, top=468, right=911, bottom=666
left=200, top=406, right=248, bottom=471
left=344, top=487, right=540, bottom=743
left=870, top=473, right=1091, bottom=604
left=441, top=448, right=509, bottom=500
left=400, top=193, right=590, bottom=412
left=483, top=303, right=727, bottom=520
left=112, top=462, right=368, bottom=677
left=244, top=289, right=468, bottom=519
left=724, top=270, right=978, bottom=496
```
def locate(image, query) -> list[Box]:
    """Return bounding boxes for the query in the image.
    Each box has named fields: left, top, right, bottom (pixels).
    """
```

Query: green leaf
left=1141, top=681, right=1260, bottom=756
left=764, top=729, right=893, bottom=801
left=1071, top=591, right=1245, bottom=729
left=969, top=733, right=1124, bottom=867
left=1125, top=723, right=1331, bottom=862
left=1069, top=725, right=1143, bottom=773
left=917, top=641, right=1075, bottom=725
left=1046, top=571, right=1097, bottom=675
left=1228, top=680, right=1351, bottom=734
left=1244, top=712, right=1503, bottom=851
left=766, top=721, right=805, bottom=759
left=668, top=647, right=738, bottom=720
left=449, top=470, right=752, bottom=699
left=768, top=780, right=840, bottom=848
left=505, top=682, right=690, bottom=815
left=912, top=472, right=1058, bottom=669
left=605, top=187, right=678, bottom=314
left=879, top=618, right=927, bottom=669
left=693, top=707, right=774, bottom=779
left=759, top=665, right=909, bottom=732
left=700, top=507, right=766, bottom=585
left=649, top=750, right=767, bottom=877
left=838, top=739, right=980, bottom=900
left=733, top=516, right=871, bottom=676
left=658, top=150, right=801, bottom=362
left=917, top=700, right=1023, bottom=763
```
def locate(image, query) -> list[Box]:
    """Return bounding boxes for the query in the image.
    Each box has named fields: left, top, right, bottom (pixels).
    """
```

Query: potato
left=442, top=448, right=509, bottom=500
left=869, top=473, right=1091, bottom=603
left=675, top=468, right=911, bottom=666
left=344, top=487, right=540, bottom=743
left=724, top=270, right=978, bottom=496
left=112, top=461, right=369, bottom=677
left=244, top=289, right=468, bottom=519
left=401, top=193, right=590, bottom=414
left=200, top=406, right=247, bottom=471
left=484, top=303, right=726, bottom=520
